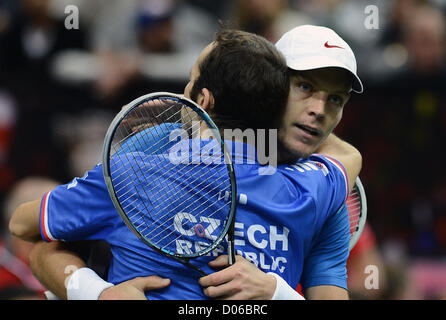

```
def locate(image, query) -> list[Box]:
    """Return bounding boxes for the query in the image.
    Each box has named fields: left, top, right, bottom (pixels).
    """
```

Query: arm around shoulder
left=29, top=241, right=89, bottom=299
left=9, top=198, right=43, bottom=242
left=316, top=133, right=362, bottom=192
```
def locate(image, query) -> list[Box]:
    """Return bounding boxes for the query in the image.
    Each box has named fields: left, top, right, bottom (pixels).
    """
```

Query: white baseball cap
left=275, top=25, right=363, bottom=93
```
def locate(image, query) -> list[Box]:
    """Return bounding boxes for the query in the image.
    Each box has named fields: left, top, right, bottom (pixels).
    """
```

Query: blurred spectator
left=52, top=0, right=218, bottom=102
left=409, top=259, right=446, bottom=299
left=383, top=3, right=446, bottom=256
left=52, top=109, right=114, bottom=177
left=88, top=0, right=216, bottom=52
left=0, top=0, right=87, bottom=87
left=380, top=239, right=422, bottom=299
left=0, top=0, right=90, bottom=191
left=231, top=0, right=314, bottom=43
left=347, top=222, right=388, bottom=299
left=398, top=3, right=446, bottom=86
left=380, top=0, right=425, bottom=47
left=355, top=0, right=444, bottom=85
left=290, top=0, right=344, bottom=26
left=0, top=90, right=17, bottom=222
left=0, top=176, right=59, bottom=299
left=334, top=1, right=446, bottom=260
left=295, top=222, right=390, bottom=299
left=137, top=0, right=176, bottom=53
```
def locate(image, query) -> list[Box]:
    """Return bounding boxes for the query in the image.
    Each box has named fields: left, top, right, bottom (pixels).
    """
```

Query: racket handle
left=184, top=260, right=208, bottom=277
left=227, top=240, right=236, bottom=266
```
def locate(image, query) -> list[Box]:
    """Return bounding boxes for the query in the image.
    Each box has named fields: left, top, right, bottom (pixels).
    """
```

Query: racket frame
left=102, top=92, right=237, bottom=275
left=348, top=176, right=367, bottom=252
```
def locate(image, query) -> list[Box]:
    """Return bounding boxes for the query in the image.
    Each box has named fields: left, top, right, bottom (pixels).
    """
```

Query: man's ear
left=195, top=88, right=214, bottom=112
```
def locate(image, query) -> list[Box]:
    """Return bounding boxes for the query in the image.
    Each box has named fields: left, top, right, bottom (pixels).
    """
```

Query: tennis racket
left=102, top=92, right=237, bottom=277
left=346, top=176, right=367, bottom=251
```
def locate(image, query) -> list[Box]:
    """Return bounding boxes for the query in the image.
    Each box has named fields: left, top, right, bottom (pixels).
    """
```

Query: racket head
left=347, top=176, right=367, bottom=252
left=102, top=92, right=237, bottom=260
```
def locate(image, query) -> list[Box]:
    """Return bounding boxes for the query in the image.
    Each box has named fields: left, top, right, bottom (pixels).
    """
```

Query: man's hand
left=198, top=255, right=276, bottom=300
left=99, top=276, right=171, bottom=300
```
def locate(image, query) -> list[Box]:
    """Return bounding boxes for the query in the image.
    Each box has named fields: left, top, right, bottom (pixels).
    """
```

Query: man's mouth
left=294, top=124, right=322, bottom=137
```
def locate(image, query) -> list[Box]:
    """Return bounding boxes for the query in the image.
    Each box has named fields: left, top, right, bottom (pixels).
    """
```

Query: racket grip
left=227, top=240, right=236, bottom=265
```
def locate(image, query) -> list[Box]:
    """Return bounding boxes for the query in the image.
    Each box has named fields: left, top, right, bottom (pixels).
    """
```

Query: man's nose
left=307, top=94, right=327, bottom=120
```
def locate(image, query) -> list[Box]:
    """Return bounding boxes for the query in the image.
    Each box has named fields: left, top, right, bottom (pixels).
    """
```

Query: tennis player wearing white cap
left=275, top=25, right=363, bottom=164
left=117, top=25, right=364, bottom=300
left=199, top=25, right=364, bottom=300
left=276, top=25, right=363, bottom=93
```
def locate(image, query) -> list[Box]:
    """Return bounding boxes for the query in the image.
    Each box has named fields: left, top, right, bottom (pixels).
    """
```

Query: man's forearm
left=29, top=241, right=172, bottom=300
left=29, top=241, right=88, bottom=299
left=316, top=133, right=358, bottom=159
left=9, top=198, right=42, bottom=242
left=315, top=133, right=362, bottom=191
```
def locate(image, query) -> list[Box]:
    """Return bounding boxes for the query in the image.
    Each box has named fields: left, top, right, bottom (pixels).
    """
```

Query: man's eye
left=329, top=95, right=343, bottom=105
left=298, top=82, right=312, bottom=92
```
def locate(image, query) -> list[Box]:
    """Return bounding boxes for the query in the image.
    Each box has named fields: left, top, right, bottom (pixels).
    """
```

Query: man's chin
left=277, top=140, right=313, bottom=164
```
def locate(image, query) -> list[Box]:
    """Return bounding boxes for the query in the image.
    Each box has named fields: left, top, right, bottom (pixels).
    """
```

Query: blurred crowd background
left=0, top=0, right=445, bottom=300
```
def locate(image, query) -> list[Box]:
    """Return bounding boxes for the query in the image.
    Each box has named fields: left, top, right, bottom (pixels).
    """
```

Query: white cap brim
left=286, top=55, right=363, bottom=93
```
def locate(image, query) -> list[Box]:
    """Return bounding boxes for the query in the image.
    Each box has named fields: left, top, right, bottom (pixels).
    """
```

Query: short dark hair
left=190, top=28, right=289, bottom=131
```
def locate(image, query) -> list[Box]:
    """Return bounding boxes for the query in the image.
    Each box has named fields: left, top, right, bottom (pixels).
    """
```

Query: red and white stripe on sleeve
left=313, top=154, right=349, bottom=202
left=40, top=191, right=57, bottom=242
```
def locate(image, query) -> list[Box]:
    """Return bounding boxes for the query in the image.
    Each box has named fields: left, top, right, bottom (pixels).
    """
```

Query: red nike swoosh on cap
left=324, top=41, right=344, bottom=49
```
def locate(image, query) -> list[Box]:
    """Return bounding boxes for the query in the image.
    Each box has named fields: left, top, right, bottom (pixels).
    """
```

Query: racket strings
left=112, top=104, right=176, bottom=149
left=131, top=155, right=231, bottom=235
left=112, top=141, right=228, bottom=233
left=109, top=105, right=184, bottom=182
left=111, top=102, right=182, bottom=234
left=131, top=178, right=228, bottom=237
left=114, top=101, right=227, bottom=207
left=137, top=168, right=230, bottom=252
left=112, top=116, right=229, bottom=224
left=141, top=174, right=232, bottom=242
left=148, top=186, right=231, bottom=244
left=347, top=187, right=362, bottom=235
left=110, top=103, right=192, bottom=203
left=128, top=167, right=229, bottom=235
left=147, top=153, right=227, bottom=208
left=110, top=106, right=212, bottom=190
left=111, top=100, right=182, bottom=160
left=130, top=102, right=183, bottom=216
left=159, top=201, right=232, bottom=253
left=122, top=99, right=183, bottom=131
left=149, top=167, right=229, bottom=219
left=109, top=98, right=233, bottom=256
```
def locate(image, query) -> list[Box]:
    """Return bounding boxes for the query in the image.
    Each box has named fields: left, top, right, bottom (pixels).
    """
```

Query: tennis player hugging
left=10, top=25, right=362, bottom=300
